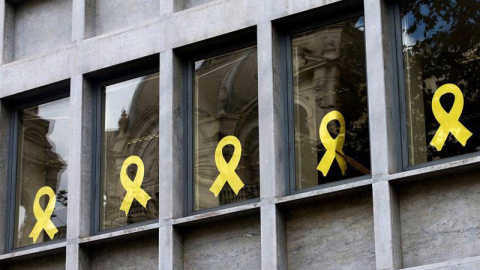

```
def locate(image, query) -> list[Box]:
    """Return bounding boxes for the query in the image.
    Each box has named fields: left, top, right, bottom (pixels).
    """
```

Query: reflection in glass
left=292, top=17, right=370, bottom=190
left=193, top=47, right=259, bottom=211
left=401, top=0, right=480, bottom=166
left=100, top=73, right=159, bottom=230
left=14, top=97, right=70, bottom=248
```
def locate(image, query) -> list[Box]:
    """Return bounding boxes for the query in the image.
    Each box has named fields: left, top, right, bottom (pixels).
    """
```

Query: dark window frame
left=276, top=4, right=372, bottom=195
left=90, top=66, right=160, bottom=236
left=5, top=82, right=70, bottom=252
left=177, top=27, right=260, bottom=216
left=392, top=0, right=480, bottom=171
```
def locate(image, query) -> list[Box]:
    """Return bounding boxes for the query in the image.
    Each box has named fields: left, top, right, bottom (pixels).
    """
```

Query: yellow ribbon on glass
left=29, top=186, right=58, bottom=243
left=430, top=84, right=472, bottom=151
left=317, top=110, right=347, bottom=176
left=210, top=136, right=245, bottom=197
left=119, top=155, right=151, bottom=216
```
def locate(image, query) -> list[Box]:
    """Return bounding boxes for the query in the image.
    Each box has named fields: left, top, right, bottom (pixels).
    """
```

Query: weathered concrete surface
left=93, top=0, right=159, bottom=36
left=9, top=0, right=72, bottom=61
left=4, top=253, right=65, bottom=270
left=286, top=190, right=375, bottom=270
left=182, top=0, right=216, bottom=9
left=183, top=214, right=261, bottom=270
left=89, top=235, right=159, bottom=270
left=398, top=171, right=480, bottom=268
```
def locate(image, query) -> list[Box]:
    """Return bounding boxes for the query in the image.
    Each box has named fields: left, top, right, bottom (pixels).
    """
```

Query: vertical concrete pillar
left=1, top=1, right=15, bottom=64
left=257, top=22, right=287, bottom=270
left=66, top=75, right=94, bottom=270
left=159, top=50, right=184, bottom=270
left=364, top=0, right=403, bottom=269
left=72, top=0, right=86, bottom=42
left=0, top=1, right=5, bottom=64
left=160, top=0, right=180, bottom=16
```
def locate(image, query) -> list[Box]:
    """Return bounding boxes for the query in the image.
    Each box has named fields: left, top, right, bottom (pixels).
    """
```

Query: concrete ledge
left=78, top=222, right=159, bottom=245
left=0, top=241, right=66, bottom=262
left=384, top=155, right=480, bottom=184
left=402, top=255, right=480, bottom=270
left=173, top=202, right=261, bottom=227
left=275, top=178, right=373, bottom=205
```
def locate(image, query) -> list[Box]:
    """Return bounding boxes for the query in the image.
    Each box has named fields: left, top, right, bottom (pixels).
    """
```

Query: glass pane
left=292, top=17, right=370, bottom=190
left=14, top=97, right=70, bottom=248
left=193, top=46, right=260, bottom=211
left=401, top=0, right=480, bottom=166
left=100, top=73, right=159, bottom=230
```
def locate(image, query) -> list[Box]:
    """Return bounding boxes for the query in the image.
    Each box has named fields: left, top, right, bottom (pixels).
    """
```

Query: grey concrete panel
left=2, top=2, right=16, bottom=63
left=10, top=0, right=72, bottom=61
left=92, top=0, right=159, bottom=36
left=183, top=214, right=261, bottom=270
left=286, top=190, right=375, bottom=270
left=398, top=172, right=480, bottom=268
left=182, top=0, right=216, bottom=10
left=89, top=235, right=159, bottom=270
left=78, top=22, right=161, bottom=75
left=0, top=48, right=74, bottom=98
left=373, top=181, right=403, bottom=270
left=4, top=253, right=65, bottom=270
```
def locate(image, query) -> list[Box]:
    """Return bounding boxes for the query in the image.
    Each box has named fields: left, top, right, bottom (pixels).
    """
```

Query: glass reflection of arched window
left=99, top=73, right=159, bottom=231
left=192, top=46, right=260, bottom=212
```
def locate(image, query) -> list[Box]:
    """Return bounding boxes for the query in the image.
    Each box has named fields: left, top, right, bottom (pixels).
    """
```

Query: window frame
left=91, top=67, right=160, bottom=236
left=392, top=0, right=480, bottom=171
left=180, top=30, right=260, bottom=216
left=280, top=8, right=372, bottom=195
left=6, top=87, right=70, bottom=252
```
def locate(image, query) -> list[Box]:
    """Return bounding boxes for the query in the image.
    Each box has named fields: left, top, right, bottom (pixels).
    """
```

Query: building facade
left=0, top=0, right=479, bottom=269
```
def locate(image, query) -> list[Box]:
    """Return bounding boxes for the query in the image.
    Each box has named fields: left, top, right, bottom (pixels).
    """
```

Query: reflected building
left=194, top=47, right=260, bottom=210
left=15, top=108, right=68, bottom=247
left=292, top=19, right=370, bottom=189
left=102, top=74, right=159, bottom=228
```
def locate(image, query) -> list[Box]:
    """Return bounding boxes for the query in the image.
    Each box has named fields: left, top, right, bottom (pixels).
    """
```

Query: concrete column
left=257, top=22, right=287, bottom=270
left=364, top=0, right=403, bottom=268
left=373, top=181, right=402, bottom=270
left=72, top=0, right=86, bottom=42
left=66, top=75, right=94, bottom=270
left=160, top=0, right=179, bottom=16
left=1, top=1, right=14, bottom=64
left=0, top=1, right=5, bottom=64
left=159, top=50, right=184, bottom=270
left=364, top=0, right=400, bottom=176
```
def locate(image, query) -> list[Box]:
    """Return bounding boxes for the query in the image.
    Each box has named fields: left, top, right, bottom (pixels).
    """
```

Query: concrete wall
left=90, top=0, right=160, bottom=36
left=5, top=0, right=72, bottom=61
left=4, top=254, right=65, bottom=270
left=398, top=172, right=480, bottom=268
left=89, top=235, right=159, bottom=270
left=286, top=190, right=375, bottom=270
left=183, top=215, right=261, bottom=270
left=0, top=0, right=480, bottom=269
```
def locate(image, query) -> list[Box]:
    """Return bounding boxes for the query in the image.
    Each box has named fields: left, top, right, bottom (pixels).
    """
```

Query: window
left=289, top=16, right=370, bottom=191
left=13, top=97, right=70, bottom=248
left=99, top=72, right=159, bottom=231
left=191, top=46, right=260, bottom=212
left=400, top=0, right=480, bottom=166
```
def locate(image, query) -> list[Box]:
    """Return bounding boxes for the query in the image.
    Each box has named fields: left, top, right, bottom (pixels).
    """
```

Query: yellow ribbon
left=29, top=186, right=58, bottom=243
left=317, top=110, right=347, bottom=176
left=119, top=155, right=151, bottom=216
left=210, top=136, right=245, bottom=197
left=430, top=84, right=472, bottom=151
